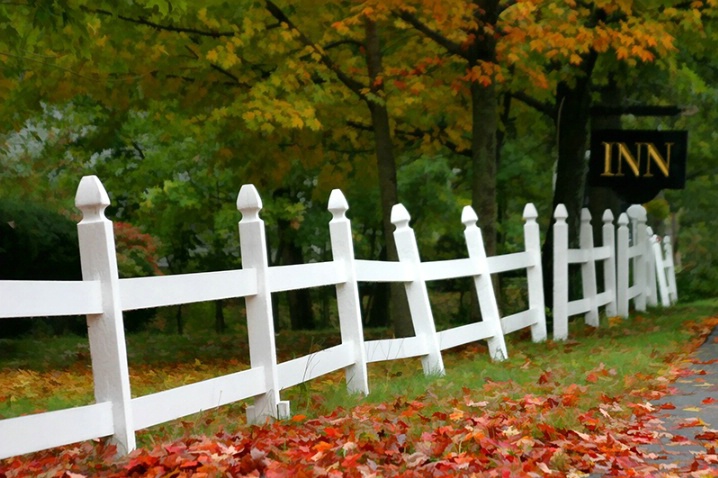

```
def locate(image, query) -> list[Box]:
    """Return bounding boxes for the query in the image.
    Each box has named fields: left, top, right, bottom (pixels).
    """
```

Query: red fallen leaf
left=291, top=414, right=307, bottom=422
left=658, top=402, right=676, bottom=410
left=561, top=393, right=579, bottom=407
left=324, top=426, right=342, bottom=438
left=124, top=454, right=159, bottom=473
left=628, top=402, right=655, bottom=417
left=312, top=441, right=333, bottom=452
left=179, top=460, right=199, bottom=469
left=538, top=371, right=552, bottom=384
left=692, top=358, right=718, bottom=365
left=695, top=431, right=718, bottom=441
left=677, top=418, right=707, bottom=428
left=671, top=435, right=691, bottom=443
left=164, top=444, right=185, bottom=454
left=702, top=397, right=717, bottom=405
left=586, top=372, right=598, bottom=383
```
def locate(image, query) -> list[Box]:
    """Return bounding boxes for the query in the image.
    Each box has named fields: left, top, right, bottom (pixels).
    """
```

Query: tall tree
left=262, top=1, right=416, bottom=336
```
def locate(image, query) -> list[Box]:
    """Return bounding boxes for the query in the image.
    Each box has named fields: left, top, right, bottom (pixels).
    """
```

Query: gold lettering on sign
left=638, top=142, right=672, bottom=177
left=601, top=142, right=672, bottom=177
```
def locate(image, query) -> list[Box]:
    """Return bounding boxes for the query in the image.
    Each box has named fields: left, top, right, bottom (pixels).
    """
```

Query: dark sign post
left=588, top=130, right=688, bottom=203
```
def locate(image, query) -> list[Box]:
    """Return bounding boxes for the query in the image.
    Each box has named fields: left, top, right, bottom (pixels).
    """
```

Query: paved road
left=640, top=325, right=718, bottom=475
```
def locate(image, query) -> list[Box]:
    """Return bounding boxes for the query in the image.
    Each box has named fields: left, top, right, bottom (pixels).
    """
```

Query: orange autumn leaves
left=340, top=0, right=684, bottom=94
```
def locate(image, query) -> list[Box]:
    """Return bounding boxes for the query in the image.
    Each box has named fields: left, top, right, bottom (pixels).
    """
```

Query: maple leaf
left=677, top=418, right=708, bottom=428
left=695, top=430, right=718, bottom=441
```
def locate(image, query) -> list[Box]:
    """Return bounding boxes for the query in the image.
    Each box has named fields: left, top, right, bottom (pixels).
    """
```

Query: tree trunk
left=470, top=81, right=499, bottom=259
left=176, top=304, right=184, bottom=335
left=283, top=243, right=315, bottom=330
left=364, top=18, right=414, bottom=337
left=466, top=80, right=500, bottom=320
left=275, top=197, right=316, bottom=330
left=365, top=245, right=391, bottom=328
left=215, top=299, right=225, bottom=334
left=588, top=80, right=623, bottom=241
left=542, top=53, right=597, bottom=309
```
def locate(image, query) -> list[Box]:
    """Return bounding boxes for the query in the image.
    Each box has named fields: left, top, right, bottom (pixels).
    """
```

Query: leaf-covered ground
left=2, top=306, right=718, bottom=477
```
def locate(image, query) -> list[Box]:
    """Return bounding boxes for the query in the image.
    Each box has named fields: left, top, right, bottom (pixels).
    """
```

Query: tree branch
left=264, top=0, right=365, bottom=97
left=131, top=141, right=146, bottom=159
left=510, top=91, right=556, bottom=119
left=394, top=10, right=465, bottom=58
left=85, top=7, right=236, bottom=38
left=323, top=39, right=364, bottom=51
left=347, top=120, right=472, bottom=157
left=590, top=105, right=695, bottom=117
left=0, top=50, right=96, bottom=81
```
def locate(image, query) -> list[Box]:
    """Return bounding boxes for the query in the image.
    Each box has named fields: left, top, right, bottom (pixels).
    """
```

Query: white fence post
left=237, top=185, right=289, bottom=423
left=616, top=213, right=630, bottom=318
left=552, top=204, right=569, bottom=341
left=664, top=236, right=678, bottom=303
left=579, top=208, right=599, bottom=327
left=391, top=204, right=445, bottom=375
left=646, top=227, right=659, bottom=307
left=523, top=204, right=547, bottom=342
left=75, top=176, right=135, bottom=455
left=328, top=190, right=369, bottom=395
left=651, top=232, right=670, bottom=307
left=627, top=205, right=648, bottom=312
left=601, top=210, right=617, bottom=317
left=462, top=206, right=508, bottom=359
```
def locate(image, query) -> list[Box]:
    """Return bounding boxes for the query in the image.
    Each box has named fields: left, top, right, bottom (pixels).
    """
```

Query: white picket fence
left=552, top=203, right=678, bottom=340
left=0, top=176, right=548, bottom=460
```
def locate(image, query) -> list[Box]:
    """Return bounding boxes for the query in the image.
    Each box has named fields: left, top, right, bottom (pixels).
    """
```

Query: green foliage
left=0, top=199, right=82, bottom=337
left=0, top=199, right=80, bottom=281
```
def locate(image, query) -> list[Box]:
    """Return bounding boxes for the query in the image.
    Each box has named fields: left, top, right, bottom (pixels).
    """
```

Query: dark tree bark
left=588, top=79, right=623, bottom=242
left=215, top=299, right=225, bottom=334
left=273, top=188, right=316, bottom=331
left=176, top=304, right=184, bottom=335
left=281, top=234, right=315, bottom=330
left=542, top=52, right=598, bottom=309
left=364, top=18, right=414, bottom=337
left=470, top=81, right=499, bottom=260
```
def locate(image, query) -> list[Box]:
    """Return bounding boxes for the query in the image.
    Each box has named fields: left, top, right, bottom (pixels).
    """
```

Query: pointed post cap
left=237, top=184, right=262, bottom=220
left=553, top=204, right=568, bottom=221
left=602, top=209, right=614, bottom=223
left=627, top=204, right=647, bottom=221
left=664, top=235, right=672, bottom=245
left=523, top=203, right=538, bottom=222
left=328, top=189, right=348, bottom=220
left=75, top=175, right=110, bottom=220
left=461, top=206, right=478, bottom=228
left=391, top=203, right=411, bottom=229
left=580, top=208, right=592, bottom=222
left=618, top=212, right=629, bottom=226
left=647, top=226, right=654, bottom=236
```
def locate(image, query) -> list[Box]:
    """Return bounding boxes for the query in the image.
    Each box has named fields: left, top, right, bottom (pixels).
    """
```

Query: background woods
left=1, top=0, right=717, bottom=335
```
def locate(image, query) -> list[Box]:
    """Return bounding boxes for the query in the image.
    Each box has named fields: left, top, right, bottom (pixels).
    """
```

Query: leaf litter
left=1, top=316, right=718, bottom=477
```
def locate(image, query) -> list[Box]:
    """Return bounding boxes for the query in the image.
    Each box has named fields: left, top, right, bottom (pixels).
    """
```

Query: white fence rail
left=0, top=176, right=547, bottom=459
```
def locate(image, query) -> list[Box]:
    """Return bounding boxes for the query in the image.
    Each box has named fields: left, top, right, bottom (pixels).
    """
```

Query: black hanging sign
left=588, top=129, right=688, bottom=203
